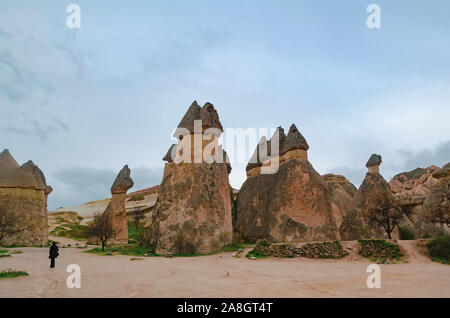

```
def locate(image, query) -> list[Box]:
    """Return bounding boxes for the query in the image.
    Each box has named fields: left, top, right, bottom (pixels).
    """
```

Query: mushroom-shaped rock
left=366, top=154, right=382, bottom=174
left=366, top=154, right=382, bottom=167
left=111, top=165, right=134, bottom=194
left=339, top=172, right=396, bottom=240
left=281, top=124, right=309, bottom=155
left=432, top=162, right=450, bottom=179
left=102, top=165, right=134, bottom=245
left=152, top=102, right=232, bottom=255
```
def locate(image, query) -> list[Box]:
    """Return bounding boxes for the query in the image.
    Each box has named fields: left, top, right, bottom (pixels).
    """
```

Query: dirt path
left=397, top=240, right=431, bottom=263
left=1, top=240, right=449, bottom=298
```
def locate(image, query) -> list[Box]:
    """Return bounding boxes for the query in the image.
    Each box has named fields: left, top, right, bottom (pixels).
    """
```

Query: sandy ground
left=0, top=240, right=449, bottom=298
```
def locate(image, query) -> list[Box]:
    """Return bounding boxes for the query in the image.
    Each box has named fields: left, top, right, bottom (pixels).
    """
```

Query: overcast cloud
left=1, top=1, right=449, bottom=209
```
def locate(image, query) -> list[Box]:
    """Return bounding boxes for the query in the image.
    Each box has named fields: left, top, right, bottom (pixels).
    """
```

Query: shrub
left=0, top=270, right=28, bottom=279
left=128, top=193, right=145, bottom=201
left=358, top=239, right=403, bottom=262
left=399, top=226, right=415, bottom=240
left=246, top=249, right=266, bottom=259
left=426, top=234, right=450, bottom=264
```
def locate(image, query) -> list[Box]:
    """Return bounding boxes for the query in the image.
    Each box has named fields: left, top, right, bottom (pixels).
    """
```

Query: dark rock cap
left=281, top=124, right=309, bottom=155
left=432, top=162, right=450, bottom=179
left=0, top=150, right=52, bottom=193
left=174, top=101, right=223, bottom=139
left=111, top=165, right=134, bottom=194
left=163, top=144, right=177, bottom=162
left=268, top=127, right=286, bottom=157
left=0, top=149, right=19, bottom=169
left=199, top=102, right=223, bottom=133
left=246, top=136, right=267, bottom=171
left=366, top=154, right=382, bottom=168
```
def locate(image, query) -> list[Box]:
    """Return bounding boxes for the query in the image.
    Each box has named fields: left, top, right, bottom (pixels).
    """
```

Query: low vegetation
left=0, top=270, right=28, bottom=279
left=128, top=193, right=145, bottom=202
left=358, top=239, right=403, bottom=263
left=128, top=221, right=147, bottom=244
left=246, top=240, right=348, bottom=259
left=426, top=234, right=450, bottom=265
left=85, top=245, right=158, bottom=257
left=49, top=224, right=89, bottom=241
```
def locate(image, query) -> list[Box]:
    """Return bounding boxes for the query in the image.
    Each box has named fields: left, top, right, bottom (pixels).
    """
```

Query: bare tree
left=366, top=199, right=403, bottom=239
left=87, top=213, right=117, bottom=251
left=426, top=181, right=450, bottom=228
left=132, top=210, right=146, bottom=231
left=0, top=203, right=26, bottom=245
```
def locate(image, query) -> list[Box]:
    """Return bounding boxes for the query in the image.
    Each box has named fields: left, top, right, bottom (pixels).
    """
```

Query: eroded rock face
left=339, top=172, right=394, bottom=240
left=103, top=165, right=134, bottom=244
left=414, top=163, right=450, bottom=236
left=151, top=101, right=233, bottom=255
left=236, top=158, right=339, bottom=243
left=389, top=166, right=440, bottom=224
left=323, top=174, right=357, bottom=229
left=152, top=162, right=232, bottom=255
left=0, top=149, right=51, bottom=246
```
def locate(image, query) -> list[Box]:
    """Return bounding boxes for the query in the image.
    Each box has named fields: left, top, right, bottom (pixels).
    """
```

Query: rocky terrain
left=389, top=166, right=440, bottom=224
left=414, top=163, right=450, bottom=236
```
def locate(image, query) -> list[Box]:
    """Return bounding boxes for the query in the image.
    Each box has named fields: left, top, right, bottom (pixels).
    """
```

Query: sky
left=0, top=0, right=449, bottom=210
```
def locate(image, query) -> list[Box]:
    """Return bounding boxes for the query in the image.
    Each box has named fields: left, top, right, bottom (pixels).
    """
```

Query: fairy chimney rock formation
left=236, top=125, right=339, bottom=243
left=103, top=165, right=134, bottom=244
left=339, top=154, right=398, bottom=240
left=246, top=124, right=309, bottom=178
left=152, top=101, right=232, bottom=255
left=0, top=149, right=51, bottom=246
left=366, top=154, right=382, bottom=174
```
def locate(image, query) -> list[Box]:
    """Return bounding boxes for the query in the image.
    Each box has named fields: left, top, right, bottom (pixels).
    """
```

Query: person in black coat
left=49, top=242, right=59, bottom=268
